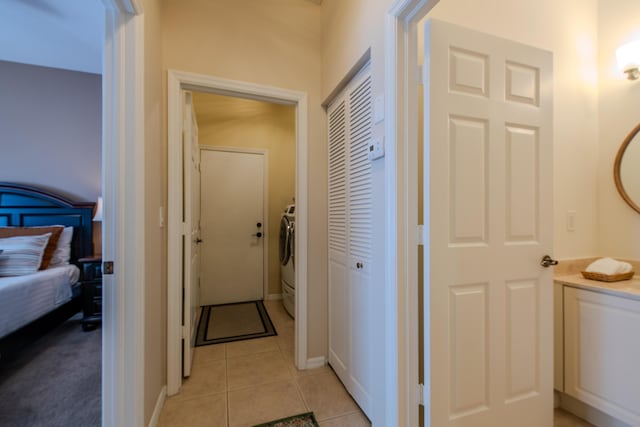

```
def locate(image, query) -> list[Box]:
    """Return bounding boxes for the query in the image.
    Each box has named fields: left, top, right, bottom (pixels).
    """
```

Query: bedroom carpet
left=196, top=301, right=277, bottom=346
left=0, top=312, right=101, bottom=427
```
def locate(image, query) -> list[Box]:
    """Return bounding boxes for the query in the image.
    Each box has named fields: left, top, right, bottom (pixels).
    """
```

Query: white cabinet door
left=328, top=63, right=374, bottom=417
left=564, top=286, right=640, bottom=426
left=554, top=282, right=563, bottom=391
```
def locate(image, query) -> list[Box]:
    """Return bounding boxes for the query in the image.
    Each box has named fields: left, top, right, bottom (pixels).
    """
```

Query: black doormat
left=253, top=412, right=319, bottom=427
left=196, top=300, right=276, bottom=346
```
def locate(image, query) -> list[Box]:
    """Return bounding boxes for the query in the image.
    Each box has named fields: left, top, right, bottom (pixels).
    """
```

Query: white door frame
left=200, top=145, right=270, bottom=301
left=101, top=0, right=145, bottom=426
left=384, top=1, right=439, bottom=426
left=167, top=70, right=309, bottom=395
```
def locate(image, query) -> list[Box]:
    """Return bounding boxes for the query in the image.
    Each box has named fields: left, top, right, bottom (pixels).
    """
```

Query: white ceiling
left=0, top=0, right=104, bottom=74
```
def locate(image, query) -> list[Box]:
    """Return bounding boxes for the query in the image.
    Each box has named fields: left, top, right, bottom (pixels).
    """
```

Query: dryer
left=279, top=204, right=295, bottom=317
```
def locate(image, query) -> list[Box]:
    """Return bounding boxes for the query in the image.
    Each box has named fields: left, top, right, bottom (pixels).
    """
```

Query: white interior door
left=200, top=149, right=265, bottom=305
left=182, top=91, right=201, bottom=377
left=424, top=19, right=553, bottom=427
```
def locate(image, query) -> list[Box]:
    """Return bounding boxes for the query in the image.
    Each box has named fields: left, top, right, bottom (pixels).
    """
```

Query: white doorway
left=167, top=70, right=310, bottom=396
left=200, top=148, right=268, bottom=305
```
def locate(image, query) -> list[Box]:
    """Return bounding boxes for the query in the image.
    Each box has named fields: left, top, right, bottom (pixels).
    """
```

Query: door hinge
left=417, top=224, right=426, bottom=246
left=181, top=325, right=187, bottom=339
left=181, top=222, right=189, bottom=235
left=418, top=383, right=427, bottom=406
left=103, top=261, right=114, bottom=275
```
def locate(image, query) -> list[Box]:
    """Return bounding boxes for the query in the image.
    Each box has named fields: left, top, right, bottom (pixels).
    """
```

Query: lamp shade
left=93, top=197, right=103, bottom=222
left=616, top=40, right=640, bottom=74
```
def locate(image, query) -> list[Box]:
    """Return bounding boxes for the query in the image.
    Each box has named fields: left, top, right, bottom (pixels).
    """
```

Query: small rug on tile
left=195, top=300, right=276, bottom=346
left=253, top=412, right=319, bottom=427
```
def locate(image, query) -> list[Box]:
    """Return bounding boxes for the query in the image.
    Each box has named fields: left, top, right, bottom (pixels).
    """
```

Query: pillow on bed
left=49, top=226, right=74, bottom=267
left=0, top=233, right=52, bottom=276
left=0, top=226, right=64, bottom=270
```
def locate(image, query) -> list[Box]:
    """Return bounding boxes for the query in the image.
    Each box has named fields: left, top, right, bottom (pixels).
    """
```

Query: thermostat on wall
left=368, top=136, right=385, bottom=161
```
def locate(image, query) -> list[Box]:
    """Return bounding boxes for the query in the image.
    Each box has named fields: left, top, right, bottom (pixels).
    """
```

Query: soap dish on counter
left=581, top=271, right=635, bottom=282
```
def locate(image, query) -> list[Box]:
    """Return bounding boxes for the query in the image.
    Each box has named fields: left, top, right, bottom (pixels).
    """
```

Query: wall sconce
left=93, top=197, right=103, bottom=222
left=616, top=40, right=640, bottom=80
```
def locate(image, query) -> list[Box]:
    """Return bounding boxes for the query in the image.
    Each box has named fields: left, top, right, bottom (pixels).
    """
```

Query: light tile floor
left=158, top=300, right=371, bottom=427
left=158, top=300, right=593, bottom=427
left=554, top=408, right=595, bottom=427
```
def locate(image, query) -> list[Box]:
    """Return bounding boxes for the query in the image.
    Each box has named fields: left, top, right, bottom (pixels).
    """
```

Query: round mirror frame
left=614, top=122, right=640, bottom=214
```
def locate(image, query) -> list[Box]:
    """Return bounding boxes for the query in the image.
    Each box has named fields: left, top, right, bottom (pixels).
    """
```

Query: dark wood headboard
left=0, top=182, right=95, bottom=263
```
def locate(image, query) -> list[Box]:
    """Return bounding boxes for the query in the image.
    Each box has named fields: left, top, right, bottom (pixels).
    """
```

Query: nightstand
left=78, top=256, right=102, bottom=331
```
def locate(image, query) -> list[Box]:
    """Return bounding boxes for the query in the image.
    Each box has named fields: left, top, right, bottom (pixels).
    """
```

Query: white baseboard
left=558, top=392, right=632, bottom=427
left=266, top=293, right=283, bottom=301
left=306, top=356, right=326, bottom=370
left=148, top=385, right=167, bottom=427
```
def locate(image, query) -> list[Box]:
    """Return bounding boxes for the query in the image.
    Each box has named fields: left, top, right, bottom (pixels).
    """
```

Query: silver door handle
left=540, top=255, right=558, bottom=268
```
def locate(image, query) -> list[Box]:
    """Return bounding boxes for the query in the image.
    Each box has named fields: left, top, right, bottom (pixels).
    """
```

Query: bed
left=0, top=182, right=94, bottom=358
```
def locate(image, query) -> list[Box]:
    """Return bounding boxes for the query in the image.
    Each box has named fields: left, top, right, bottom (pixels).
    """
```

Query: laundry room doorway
left=200, top=148, right=268, bottom=305
left=166, top=70, right=309, bottom=395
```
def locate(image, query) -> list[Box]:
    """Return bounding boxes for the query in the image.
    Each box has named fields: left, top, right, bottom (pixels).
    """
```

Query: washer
left=279, top=204, right=295, bottom=317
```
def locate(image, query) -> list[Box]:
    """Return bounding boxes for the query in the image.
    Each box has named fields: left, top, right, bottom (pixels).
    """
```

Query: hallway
left=158, top=300, right=593, bottom=427
left=158, top=300, right=370, bottom=426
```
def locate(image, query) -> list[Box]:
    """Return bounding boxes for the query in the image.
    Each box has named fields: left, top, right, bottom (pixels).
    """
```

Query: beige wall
left=142, top=0, right=166, bottom=424
left=162, top=0, right=326, bottom=358
left=0, top=60, right=101, bottom=202
left=597, top=0, right=640, bottom=259
left=193, top=94, right=296, bottom=298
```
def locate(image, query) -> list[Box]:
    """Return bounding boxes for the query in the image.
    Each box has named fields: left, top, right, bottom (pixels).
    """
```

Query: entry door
left=200, top=149, right=265, bottom=305
left=183, top=91, right=201, bottom=377
left=424, top=20, right=553, bottom=427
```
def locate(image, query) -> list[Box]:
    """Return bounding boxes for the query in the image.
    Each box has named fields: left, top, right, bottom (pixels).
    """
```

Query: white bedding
left=0, top=264, right=80, bottom=339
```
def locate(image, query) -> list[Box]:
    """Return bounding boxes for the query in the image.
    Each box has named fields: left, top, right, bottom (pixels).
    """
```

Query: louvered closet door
left=327, top=63, right=373, bottom=417
left=347, top=70, right=373, bottom=414
left=328, top=98, right=349, bottom=383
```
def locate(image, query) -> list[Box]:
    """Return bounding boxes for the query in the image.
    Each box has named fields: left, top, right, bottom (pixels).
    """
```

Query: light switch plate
left=368, top=136, right=385, bottom=160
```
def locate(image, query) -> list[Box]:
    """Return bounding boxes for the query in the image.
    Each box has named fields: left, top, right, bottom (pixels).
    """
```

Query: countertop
left=554, top=273, right=640, bottom=301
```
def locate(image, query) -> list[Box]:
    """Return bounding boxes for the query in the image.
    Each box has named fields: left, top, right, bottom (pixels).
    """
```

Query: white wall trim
left=385, top=1, right=439, bottom=426
left=306, top=356, right=326, bottom=370
left=147, top=386, right=167, bottom=427
left=101, top=1, right=145, bottom=426
left=167, top=70, right=310, bottom=396
left=199, top=145, right=270, bottom=300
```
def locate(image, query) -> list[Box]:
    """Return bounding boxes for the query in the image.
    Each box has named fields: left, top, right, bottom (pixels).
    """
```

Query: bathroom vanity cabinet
left=554, top=277, right=640, bottom=427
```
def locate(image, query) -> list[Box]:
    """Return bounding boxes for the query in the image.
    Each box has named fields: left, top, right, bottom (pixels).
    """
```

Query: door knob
left=252, top=232, right=263, bottom=238
left=195, top=238, right=203, bottom=244
left=540, top=255, right=558, bottom=268
left=256, top=222, right=262, bottom=228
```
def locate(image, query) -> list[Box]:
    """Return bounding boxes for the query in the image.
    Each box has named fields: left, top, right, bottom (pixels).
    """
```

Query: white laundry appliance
left=279, top=204, right=295, bottom=317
